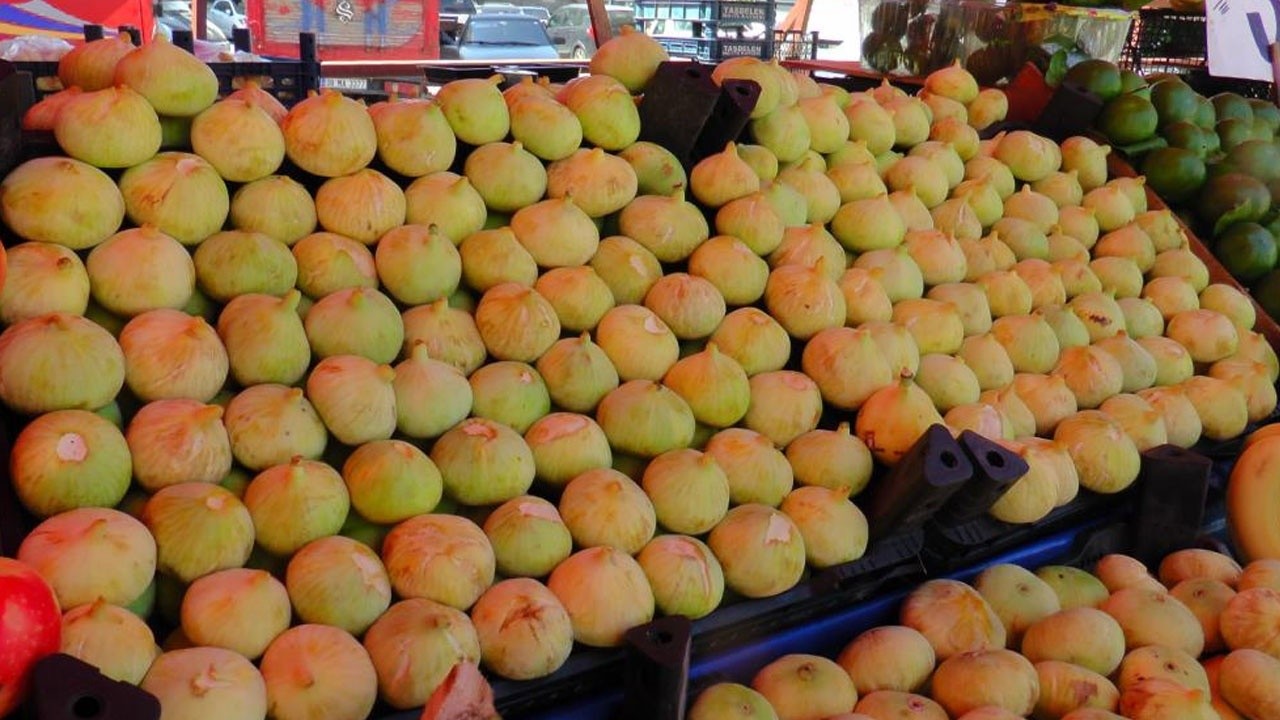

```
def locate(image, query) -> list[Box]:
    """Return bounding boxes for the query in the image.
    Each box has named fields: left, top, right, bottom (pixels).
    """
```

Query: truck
left=1, top=1, right=443, bottom=66
left=246, top=0, right=442, bottom=64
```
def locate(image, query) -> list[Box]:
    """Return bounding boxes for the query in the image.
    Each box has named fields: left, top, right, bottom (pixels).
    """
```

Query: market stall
left=1, top=12, right=1280, bottom=720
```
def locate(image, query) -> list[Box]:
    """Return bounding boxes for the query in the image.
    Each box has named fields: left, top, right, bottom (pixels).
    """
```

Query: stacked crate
left=635, top=0, right=777, bottom=62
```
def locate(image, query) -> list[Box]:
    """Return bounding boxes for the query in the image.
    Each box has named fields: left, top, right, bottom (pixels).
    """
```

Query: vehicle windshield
left=442, top=0, right=479, bottom=13
left=607, top=10, right=635, bottom=30
left=465, top=17, right=549, bottom=45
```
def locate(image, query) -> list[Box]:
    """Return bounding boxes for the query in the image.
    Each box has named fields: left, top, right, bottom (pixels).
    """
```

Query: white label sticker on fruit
left=783, top=372, right=811, bottom=391
left=352, top=551, right=392, bottom=593
left=462, top=421, right=497, bottom=439
left=643, top=315, right=667, bottom=334
left=538, top=414, right=588, bottom=441
left=668, top=537, right=703, bottom=560
left=56, top=433, right=88, bottom=462
left=1207, top=0, right=1280, bottom=82
left=765, top=512, right=793, bottom=544
left=518, top=501, right=561, bottom=522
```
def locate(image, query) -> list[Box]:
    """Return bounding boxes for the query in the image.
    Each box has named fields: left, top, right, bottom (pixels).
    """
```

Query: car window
left=608, top=9, right=635, bottom=30
left=466, top=17, right=550, bottom=44
left=442, top=0, right=478, bottom=13
left=548, top=8, right=570, bottom=26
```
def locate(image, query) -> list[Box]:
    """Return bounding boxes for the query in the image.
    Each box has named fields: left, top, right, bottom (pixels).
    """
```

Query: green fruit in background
left=1097, top=94, right=1159, bottom=145
left=1253, top=268, right=1280, bottom=320
left=1207, top=159, right=1240, bottom=180
left=1119, top=69, right=1148, bottom=94
left=1203, top=128, right=1222, bottom=156
left=1141, top=147, right=1207, bottom=203
left=1162, top=120, right=1210, bottom=158
left=862, top=32, right=906, bottom=73
left=871, top=1, right=910, bottom=35
left=1151, top=79, right=1199, bottom=127
left=1213, top=92, right=1254, bottom=124
left=1194, top=95, right=1217, bottom=130
left=1250, top=99, right=1280, bottom=134
left=1218, top=117, right=1254, bottom=151
left=1214, top=221, right=1278, bottom=282
left=1196, top=172, right=1272, bottom=228
left=1065, top=59, right=1124, bottom=101
left=1225, top=139, right=1280, bottom=182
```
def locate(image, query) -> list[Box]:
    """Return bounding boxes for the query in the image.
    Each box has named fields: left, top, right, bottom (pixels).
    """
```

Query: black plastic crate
left=9, top=60, right=59, bottom=101
left=636, top=0, right=774, bottom=24
left=1121, top=7, right=1207, bottom=75
left=421, top=63, right=582, bottom=87
left=655, top=36, right=771, bottom=61
left=11, top=25, right=141, bottom=102
left=1184, top=68, right=1275, bottom=101
left=170, top=29, right=320, bottom=108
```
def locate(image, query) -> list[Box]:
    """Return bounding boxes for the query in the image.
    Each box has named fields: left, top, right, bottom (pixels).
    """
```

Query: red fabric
left=0, top=0, right=154, bottom=40
left=1005, top=63, right=1055, bottom=124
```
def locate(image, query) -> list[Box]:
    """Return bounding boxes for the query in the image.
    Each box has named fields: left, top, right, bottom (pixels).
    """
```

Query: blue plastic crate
left=636, top=0, right=774, bottom=24
left=655, top=36, right=770, bottom=61
left=526, top=519, right=1113, bottom=720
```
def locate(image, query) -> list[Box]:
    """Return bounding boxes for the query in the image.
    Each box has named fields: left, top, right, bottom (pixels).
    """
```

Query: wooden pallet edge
left=1108, top=153, right=1280, bottom=353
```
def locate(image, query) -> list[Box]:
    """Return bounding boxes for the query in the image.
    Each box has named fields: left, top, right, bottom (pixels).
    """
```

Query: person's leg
left=316, top=2, right=326, bottom=33
left=301, top=0, right=314, bottom=31
left=378, top=1, right=390, bottom=38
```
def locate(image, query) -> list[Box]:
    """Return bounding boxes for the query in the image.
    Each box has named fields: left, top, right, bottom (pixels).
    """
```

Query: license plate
left=321, top=77, right=369, bottom=90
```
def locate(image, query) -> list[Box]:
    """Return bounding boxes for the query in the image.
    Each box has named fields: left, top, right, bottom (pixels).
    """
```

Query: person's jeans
left=301, top=1, right=326, bottom=33
left=364, top=1, right=391, bottom=38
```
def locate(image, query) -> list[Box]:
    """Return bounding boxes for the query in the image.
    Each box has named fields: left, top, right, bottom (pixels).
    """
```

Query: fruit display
left=860, top=0, right=1135, bottom=88
left=1, top=25, right=1279, bottom=720
left=1074, top=59, right=1280, bottom=322
left=688, top=543, right=1280, bottom=720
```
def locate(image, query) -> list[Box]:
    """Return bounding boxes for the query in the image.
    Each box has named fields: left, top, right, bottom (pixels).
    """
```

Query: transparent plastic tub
left=857, top=0, right=942, bottom=76
left=1011, top=3, right=1135, bottom=65
left=858, top=0, right=1134, bottom=83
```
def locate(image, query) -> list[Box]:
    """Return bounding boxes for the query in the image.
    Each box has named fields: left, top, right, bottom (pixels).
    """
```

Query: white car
left=211, top=0, right=249, bottom=31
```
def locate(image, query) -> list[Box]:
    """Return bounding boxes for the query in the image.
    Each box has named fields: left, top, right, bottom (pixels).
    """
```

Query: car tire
left=571, top=45, right=587, bottom=59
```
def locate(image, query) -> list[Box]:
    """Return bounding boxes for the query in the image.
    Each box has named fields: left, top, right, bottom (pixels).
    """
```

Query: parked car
left=441, top=0, right=480, bottom=40
left=155, top=7, right=232, bottom=44
left=438, top=13, right=560, bottom=60
left=520, top=6, right=551, bottom=23
left=158, top=0, right=243, bottom=39
left=210, top=0, right=248, bottom=34
left=545, top=3, right=634, bottom=59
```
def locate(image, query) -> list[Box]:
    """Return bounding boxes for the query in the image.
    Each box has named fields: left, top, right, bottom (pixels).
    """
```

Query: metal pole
left=194, top=0, right=207, bottom=40
left=586, top=0, right=612, bottom=50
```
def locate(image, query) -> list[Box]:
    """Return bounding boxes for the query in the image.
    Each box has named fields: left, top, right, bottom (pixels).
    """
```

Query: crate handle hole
left=72, top=694, right=103, bottom=718
left=647, top=628, right=674, bottom=644
left=940, top=451, right=958, bottom=468
left=986, top=451, right=1005, bottom=468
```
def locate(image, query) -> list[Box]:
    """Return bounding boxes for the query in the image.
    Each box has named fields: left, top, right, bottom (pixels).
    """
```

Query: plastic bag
left=193, top=38, right=235, bottom=62
left=0, top=35, right=74, bottom=62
